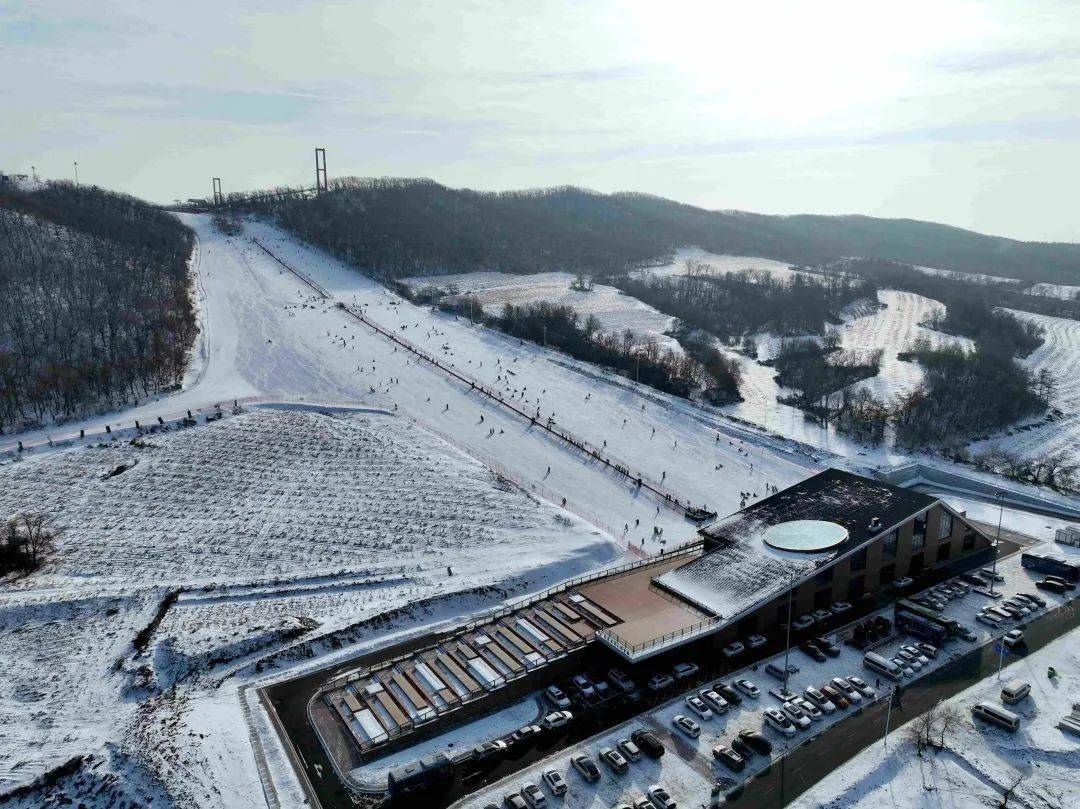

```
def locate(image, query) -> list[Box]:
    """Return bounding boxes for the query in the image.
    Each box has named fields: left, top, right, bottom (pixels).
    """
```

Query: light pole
left=990, top=491, right=1004, bottom=595
left=73, top=161, right=79, bottom=186
left=782, top=572, right=795, bottom=695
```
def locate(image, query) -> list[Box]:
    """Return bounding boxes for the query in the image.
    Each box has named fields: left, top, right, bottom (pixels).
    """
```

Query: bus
left=863, top=651, right=903, bottom=682
left=894, top=599, right=964, bottom=636
left=895, top=610, right=948, bottom=646
left=1021, top=552, right=1080, bottom=582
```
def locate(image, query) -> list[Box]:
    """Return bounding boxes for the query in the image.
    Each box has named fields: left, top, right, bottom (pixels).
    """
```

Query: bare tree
left=999, top=772, right=1025, bottom=808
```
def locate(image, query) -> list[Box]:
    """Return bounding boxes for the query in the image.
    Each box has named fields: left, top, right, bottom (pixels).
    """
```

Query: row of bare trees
left=0, top=183, right=196, bottom=433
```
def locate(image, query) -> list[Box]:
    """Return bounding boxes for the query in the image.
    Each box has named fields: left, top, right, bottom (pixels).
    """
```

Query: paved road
left=726, top=591, right=1080, bottom=807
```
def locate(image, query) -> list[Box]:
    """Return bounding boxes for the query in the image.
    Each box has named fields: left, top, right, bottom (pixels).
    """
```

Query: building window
left=912, top=513, right=927, bottom=552
left=880, top=562, right=896, bottom=586
left=851, top=547, right=868, bottom=572
left=815, top=567, right=834, bottom=585
left=882, top=529, right=899, bottom=560
left=938, top=510, right=954, bottom=541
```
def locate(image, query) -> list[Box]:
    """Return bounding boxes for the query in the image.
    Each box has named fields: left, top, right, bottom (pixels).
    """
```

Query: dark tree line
left=221, top=178, right=1080, bottom=284
left=1, top=513, right=58, bottom=576
left=615, top=263, right=873, bottom=341
left=772, top=336, right=884, bottom=413
left=0, top=183, right=196, bottom=433
left=436, top=296, right=740, bottom=402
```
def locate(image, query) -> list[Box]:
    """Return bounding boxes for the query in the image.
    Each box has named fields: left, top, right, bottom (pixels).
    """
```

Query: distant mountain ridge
left=240, top=178, right=1080, bottom=284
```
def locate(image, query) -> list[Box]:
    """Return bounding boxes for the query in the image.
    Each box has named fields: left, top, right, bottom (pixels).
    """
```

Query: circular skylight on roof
left=763, top=520, right=848, bottom=553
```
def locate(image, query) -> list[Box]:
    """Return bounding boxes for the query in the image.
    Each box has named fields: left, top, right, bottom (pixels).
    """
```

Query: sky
left=3, top=0, right=1080, bottom=242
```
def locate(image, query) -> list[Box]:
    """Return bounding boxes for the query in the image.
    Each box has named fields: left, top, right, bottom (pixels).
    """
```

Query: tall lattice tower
left=315, top=148, right=328, bottom=193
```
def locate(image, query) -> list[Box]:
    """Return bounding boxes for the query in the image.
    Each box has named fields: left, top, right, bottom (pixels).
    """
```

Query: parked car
left=791, top=696, right=823, bottom=720
left=894, top=649, right=924, bottom=671
left=958, top=625, right=978, bottom=641
left=780, top=701, right=812, bottom=729
left=846, top=676, right=876, bottom=698
left=731, top=735, right=755, bottom=758
left=541, top=710, right=573, bottom=730
left=1045, top=575, right=1077, bottom=590
left=712, top=744, right=746, bottom=771
left=699, top=688, right=729, bottom=714
left=792, top=614, right=815, bottom=631
left=600, top=746, right=629, bottom=774
left=830, top=677, right=862, bottom=703
left=763, top=707, right=798, bottom=737
left=977, top=612, right=1004, bottom=627
left=631, top=799, right=656, bottom=809
left=830, top=601, right=853, bottom=615
left=996, top=604, right=1024, bottom=620
left=608, top=668, right=636, bottom=693
left=901, top=645, right=931, bottom=665
left=813, top=636, right=840, bottom=657
left=820, top=684, right=850, bottom=709
left=685, top=695, right=714, bottom=720
left=647, top=784, right=676, bottom=809
left=800, top=640, right=827, bottom=663
left=734, top=678, right=760, bottom=698
left=811, top=608, right=833, bottom=624
left=520, top=782, right=546, bottom=808
left=804, top=686, right=836, bottom=713
left=714, top=682, right=743, bottom=705
left=738, top=729, right=773, bottom=755
left=747, top=634, right=768, bottom=649
left=1004, top=598, right=1031, bottom=616
left=915, top=642, right=939, bottom=659
left=673, top=714, right=701, bottom=737
left=572, top=674, right=595, bottom=696
left=541, top=769, right=567, bottom=796
left=618, top=738, right=641, bottom=761
left=511, top=725, right=542, bottom=744
left=504, top=793, right=528, bottom=809
left=672, top=662, right=699, bottom=680
left=647, top=673, right=674, bottom=691
left=892, top=576, right=914, bottom=589
left=631, top=728, right=665, bottom=758
left=1037, top=578, right=1068, bottom=594
left=980, top=567, right=1005, bottom=583
left=570, top=753, right=601, bottom=782
left=765, top=662, right=797, bottom=679
left=545, top=685, right=570, bottom=710
left=891, top=658, right=916, bottom=678
left=1003, top=629, right=1025, bottom=648
left=1017, top=592, right=1046, bottom=608
left=722, top=641, right=746, bottom=658
left=474, top=740, right=509, bottom=759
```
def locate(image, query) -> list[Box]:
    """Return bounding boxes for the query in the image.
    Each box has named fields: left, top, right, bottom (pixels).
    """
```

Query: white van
left=972, top=701, right=1020, bottom=731
left=863, top=652, right=903, bottom=682
left=1000, top=680, right=1030, bottom=705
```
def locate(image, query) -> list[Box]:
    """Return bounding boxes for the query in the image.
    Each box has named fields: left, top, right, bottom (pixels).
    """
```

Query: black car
left=813, top=636, right=840, bottom=657
left=1045, top=575, right=1077, bottom=591
left=503, top=795, right=528, bottom=809
left=712, top=744, right=746, bottom=772
left=730, top=735, right=755, bottom=758
left=630, top=728, right=665, bottom=759
left=738, top=730, right=773, bottom=756
left=799, top=641, right=827, bottom=663
left=1037, top=578, right=1068, bottom=594
left=714, top=682, right=743, bottom=705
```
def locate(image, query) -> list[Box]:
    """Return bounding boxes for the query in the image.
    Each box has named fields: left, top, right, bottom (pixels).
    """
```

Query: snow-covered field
left=637, top=247, right=807, bottom=282
left=795, top=624, right=1080, bottom=809
left=968, top=309, right=1080, bottom=467
left=1025, top=282, right=1080, bottom=301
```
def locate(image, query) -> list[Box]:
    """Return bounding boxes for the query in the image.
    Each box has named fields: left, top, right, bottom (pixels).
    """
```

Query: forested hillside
left=237, top=178, right=1080, bottom=284
left=0, top=183, right=196, bottom=433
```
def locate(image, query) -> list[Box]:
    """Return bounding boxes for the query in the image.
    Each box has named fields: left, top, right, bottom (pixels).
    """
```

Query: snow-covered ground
left=454, top=537, right=1080, bottom=809
left=636, top=247, right=808, bottom=282
left=1025, top=282, right=1080, bottom=301
left=795, top=624, right=1080, bottom=809
left=968, top=309, right=1080, bottom=468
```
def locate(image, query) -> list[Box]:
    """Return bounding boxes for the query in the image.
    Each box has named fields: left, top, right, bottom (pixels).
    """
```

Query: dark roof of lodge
left=653, top=469, right=938, bottom=620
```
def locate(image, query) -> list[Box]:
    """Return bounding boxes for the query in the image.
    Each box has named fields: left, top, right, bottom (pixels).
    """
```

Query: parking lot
left=448, top=539, right=1079, bottom=808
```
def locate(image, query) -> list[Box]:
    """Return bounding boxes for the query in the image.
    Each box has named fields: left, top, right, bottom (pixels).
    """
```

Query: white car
left=901, top=645, right=931, bottom=665
left=779, top=701, right=812, bottom=729
left=541, top=710, right=573, bottom=730
left=846, top=676, right=876, bottom=698
left=617, top=738, right=641, bottom=761
left=747, top=634, right=768, bottom=649
left=648, top=784, right=677, bottom=809
left=545, top=685, right=570, bottom=710
left=804, top=686, right=836, bottom=714
left=791, top=696, right=823, bottom=720
left=685, top=695, right=714, bottom=720
left=830, top=678, right=862, bottom=703
left=699, top=688, right=729, bottom=714
left=521, top=782, right=547, bottom=808
left=572, top=674, right=595, bottom=696
left=673, top=714, right=701, bottom=737
left=542, top=769, right=567, bottom=796
left=891, top=658, right=916, bottom=678
left=1003, top=629, right=1025, bottom=648
left=895, top=649, right=924, bottom=671
left=734, top=678, right=760, bottom=698
left=763, top=707, right=798, bottom=737
left=672, top=662, right=699, bottom=680
left=977, top=612, right=1003, bottom=627
left=722, top=641, right=745, bottom=658
left=608, top=668, right=636, bottom=693
left=647, top=673, right=674, bottom=691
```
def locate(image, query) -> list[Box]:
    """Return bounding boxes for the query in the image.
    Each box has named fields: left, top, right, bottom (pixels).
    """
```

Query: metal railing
left=597, top=614, right=722, bottom=658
